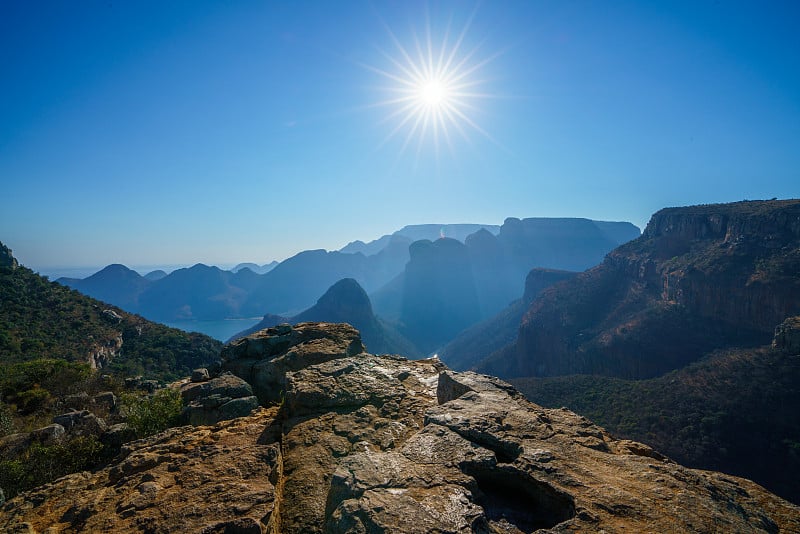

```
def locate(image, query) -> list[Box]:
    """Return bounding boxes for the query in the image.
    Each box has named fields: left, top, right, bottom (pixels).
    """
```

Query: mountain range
left=57, top=219, right=640, bottom=346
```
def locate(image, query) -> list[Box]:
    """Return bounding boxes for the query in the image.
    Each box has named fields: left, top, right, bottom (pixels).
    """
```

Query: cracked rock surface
left=3, top=322, right=799, bottom=533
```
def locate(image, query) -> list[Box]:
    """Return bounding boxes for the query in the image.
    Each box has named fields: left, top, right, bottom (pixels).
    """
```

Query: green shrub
left=0, top=401, right=13, bottom=436
left=0, top=435, right=104, bottom=500
left=122, top=388, right=183, bottom=439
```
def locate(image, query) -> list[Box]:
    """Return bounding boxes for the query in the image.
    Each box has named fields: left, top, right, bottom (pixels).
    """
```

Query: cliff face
left=480, top=200, right=800, bottom=379
left=3, top=322, right=799, bottom=533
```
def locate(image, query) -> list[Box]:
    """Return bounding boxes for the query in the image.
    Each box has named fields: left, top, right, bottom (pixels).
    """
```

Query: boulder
left=191, top=368, right=210, bottom=382
left=53, top=410, right=107, bottom=436
left=180, top=373, right=258, bottom=426
left=92, top=391, right=117, bottom=412
left=30, top=424, right=65, bottom=445
left=221, top=322, right=365, bottom=404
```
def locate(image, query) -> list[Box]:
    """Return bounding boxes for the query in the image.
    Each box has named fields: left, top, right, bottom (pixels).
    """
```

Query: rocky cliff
left=478, top=199, right=800, bottom=379
left=3, top=322, right=798, bottom=533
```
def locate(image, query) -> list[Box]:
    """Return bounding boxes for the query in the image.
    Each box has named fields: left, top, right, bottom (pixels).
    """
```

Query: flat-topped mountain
left=2, top=322, right=798, bottom=532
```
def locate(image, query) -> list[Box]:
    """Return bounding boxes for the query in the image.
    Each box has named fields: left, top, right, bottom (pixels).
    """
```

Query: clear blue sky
left=2, top=0, right=798, bottom=271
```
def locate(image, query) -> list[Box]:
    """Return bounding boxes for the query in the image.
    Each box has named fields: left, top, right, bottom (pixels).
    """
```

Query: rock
left=53, top=410, right=107, bottom=436
left=2, top=323, right=799, bottom=533
left=773, top=316, right=800, bottom=353
left=221, top=322, right=366, bottom=404
left=100, top=423, right=137, bottom=449
left=180, top=373, right=258, bottom=426
left=30, top=424, right=65, bottom=445
left=191, top=368, right=210, bottom=382
left=92, top=391, right=117, bottom=412
left=63, top=391, right=90, bottom=410
left=0, top=241, right=18, bottom=270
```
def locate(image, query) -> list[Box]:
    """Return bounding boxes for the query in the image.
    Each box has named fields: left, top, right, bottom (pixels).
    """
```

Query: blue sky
left=2, top=0, right=798, bottom=271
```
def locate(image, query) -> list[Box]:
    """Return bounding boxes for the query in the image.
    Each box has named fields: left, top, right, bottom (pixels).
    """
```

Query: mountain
left=371, top=217, right=641, bottom=351
left=339, top=223, right=501, bottom=256
left=58, top=264, right=151, bottom=311
left=56, top=216, right=639, bottom=328
left=476, top=199, right=800, bottom=379
left=232, top=278, right=420, bottom=357
left=438, top=268, right=577, bottom=371
left=511, top=317, right=800, bottom=504
left=0, top=242, right=222, bottom=380
left=400, top=238, right=482, bottom=354
left=4, top=322, right=798, bottom=532
left=231, top=261, right=278, bottom=274
left=136, top=263, right=259, bottom=321
left=143, top=269, right=168, bottom=281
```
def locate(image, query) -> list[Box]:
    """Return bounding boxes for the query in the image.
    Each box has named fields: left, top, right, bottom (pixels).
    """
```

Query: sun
left=362, top=9, right=499, bottom=158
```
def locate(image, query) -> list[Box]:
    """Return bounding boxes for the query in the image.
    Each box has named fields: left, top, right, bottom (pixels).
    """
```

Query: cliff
left=478, top=199, right=800, bottom=379
left=3, top=322, right=798, bottom=532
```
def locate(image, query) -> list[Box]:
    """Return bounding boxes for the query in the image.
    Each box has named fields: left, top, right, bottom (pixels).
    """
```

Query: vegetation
left=120, top=388, right=183, bottom=439
left=0, top=264, right=222, bottom=381
left=0, top=257, right=222, bottom=499
left=0, top=435, right=105, bottom=500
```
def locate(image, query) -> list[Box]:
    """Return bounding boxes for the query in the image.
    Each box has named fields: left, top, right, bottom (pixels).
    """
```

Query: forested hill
left=0, top=242, right=221, bottom=381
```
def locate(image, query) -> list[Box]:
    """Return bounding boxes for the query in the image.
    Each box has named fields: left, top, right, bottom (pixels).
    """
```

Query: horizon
left=2, top=1, right=798, bottom=271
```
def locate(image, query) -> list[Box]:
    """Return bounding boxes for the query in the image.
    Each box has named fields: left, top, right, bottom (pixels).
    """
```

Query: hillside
left=477, top=200, right=800, bottom=379
left=3, top=322, right=798, bottom=532
left=511, top=316, right=800, bottom=504
left=0, top=242, right=222, bottom=381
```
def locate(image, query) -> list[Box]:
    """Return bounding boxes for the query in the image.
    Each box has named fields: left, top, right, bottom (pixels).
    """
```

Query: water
left=164, top=318, right=262, bottom=343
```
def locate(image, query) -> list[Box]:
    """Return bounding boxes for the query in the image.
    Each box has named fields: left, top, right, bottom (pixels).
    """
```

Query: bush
left=121, top=388, right=183, bottom=439
left=0, top=435, right=104, bottom=500
left=0, top=402, right=13, bottom=436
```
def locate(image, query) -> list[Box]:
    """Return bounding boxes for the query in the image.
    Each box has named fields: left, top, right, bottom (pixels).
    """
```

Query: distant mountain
left=398, top=238, right=481, bottom=354
left=0, top=241, right=222, bottom=380
left=476, top=200, right=800, bottom=380
left=232, top=278, right=420, bottom=357
left=57, top=216, right=639, bottom=330
left=58, top=264, right=151, bottom=311
left=143, top=269, right=168, bottom=281
left=231, top=261, right=278, bottom=275
left=138, top=263, right=258, bottom=321
left=438, top=268, right=577, bottom=371
left=340, top=223, right=501, bottom=256
left=511, top=318, right=800, bottom=504
left=371, top=217, right=641, bottom=349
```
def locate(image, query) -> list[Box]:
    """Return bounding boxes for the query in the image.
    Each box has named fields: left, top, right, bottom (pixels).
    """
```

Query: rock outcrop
left=478, top=199, right=800, bottom=379
left=0, top=241, right=18, bottom=270
left=2, top=322, right=798, bottom=532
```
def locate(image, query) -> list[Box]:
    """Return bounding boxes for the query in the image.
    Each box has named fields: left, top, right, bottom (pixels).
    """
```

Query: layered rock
left=3, top=322, right=798, bottom=533
left=479, top=199, right=800, bottom=379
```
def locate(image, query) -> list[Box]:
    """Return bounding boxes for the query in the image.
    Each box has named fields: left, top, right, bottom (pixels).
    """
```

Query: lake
left=164, top=318, right=262, bottom=342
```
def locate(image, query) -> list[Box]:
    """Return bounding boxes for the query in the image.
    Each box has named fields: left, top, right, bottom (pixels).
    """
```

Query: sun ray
left=365, top=6, right=500, bottom=157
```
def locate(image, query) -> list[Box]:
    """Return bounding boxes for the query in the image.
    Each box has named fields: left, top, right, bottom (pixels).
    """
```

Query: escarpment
left=479, top=199, right=800, bottom=379
left=2, top=322, right=799, bottom=533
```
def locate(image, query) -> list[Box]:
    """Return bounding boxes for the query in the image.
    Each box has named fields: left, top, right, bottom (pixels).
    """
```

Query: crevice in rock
left=466, top=465, right=576, bottom=532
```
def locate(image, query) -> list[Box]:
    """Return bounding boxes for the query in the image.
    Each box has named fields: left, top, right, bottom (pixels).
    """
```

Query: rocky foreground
left=2, top=323, right=799, bottom=533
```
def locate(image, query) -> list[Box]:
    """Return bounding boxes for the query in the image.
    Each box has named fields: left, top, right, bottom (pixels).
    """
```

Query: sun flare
left=363, top=9, right=499, bottom=158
